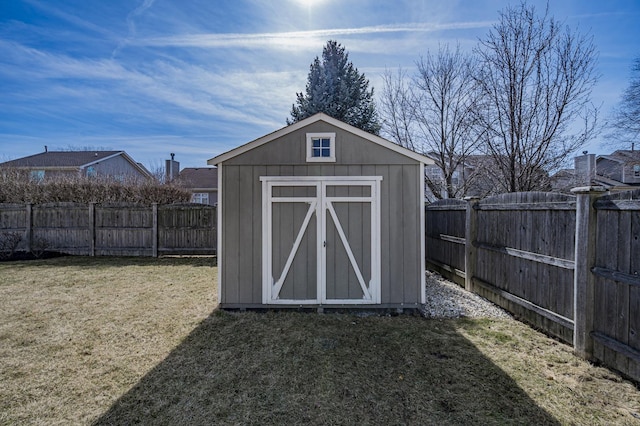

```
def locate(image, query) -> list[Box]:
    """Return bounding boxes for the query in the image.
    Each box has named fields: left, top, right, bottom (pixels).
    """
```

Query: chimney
left=574, top=152, right=596, bottom=186
left=165, top=153, right=179, bottom=183
left=44, top=145, right=48, bottom=152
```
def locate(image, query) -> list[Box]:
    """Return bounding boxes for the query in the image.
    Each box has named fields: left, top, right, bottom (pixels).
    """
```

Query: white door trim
left=260, top=176, right=382, bottom=305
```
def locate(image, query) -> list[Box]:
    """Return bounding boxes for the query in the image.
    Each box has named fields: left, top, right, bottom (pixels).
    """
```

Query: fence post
left=25, top=203, right=32, bottom=253
left=464, top=196, right=480, bottom=292
left=571, top=186, right=605, bottom=359
left=152, top=203, right=158, bottom=258
left=89, top=203, right=95, bottom=257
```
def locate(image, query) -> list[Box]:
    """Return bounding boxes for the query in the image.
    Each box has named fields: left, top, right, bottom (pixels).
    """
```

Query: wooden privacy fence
left=0, top=202, right=216, bottom=257
left=425, top=188, right=640, bottom=382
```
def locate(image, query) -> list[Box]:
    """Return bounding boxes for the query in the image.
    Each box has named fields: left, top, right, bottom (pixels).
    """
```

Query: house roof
left=0, top=150, right=153, bottom=179
left=597, top=150, right=640, bottom=164
left=208, top=113, right=434, bottom=165
left=0, top=150, right=124, bottom=168
left=179, top=167, right=218, bottom=189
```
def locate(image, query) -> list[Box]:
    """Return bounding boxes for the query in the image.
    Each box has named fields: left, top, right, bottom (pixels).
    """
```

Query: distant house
left=178, top=167, right=218, bottom=205
left=596, top=150, right=640, bottom=190
left=554, top=151, right=640, bottom=193
left=423, top=153, right=506, bottom=200
left=549, top=168, right=578, bottom=193
left=0, top=149, right=153, bottom=182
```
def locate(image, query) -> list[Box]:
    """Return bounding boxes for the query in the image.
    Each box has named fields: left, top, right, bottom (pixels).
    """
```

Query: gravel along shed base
left=423, top=271, right=512, bottom=319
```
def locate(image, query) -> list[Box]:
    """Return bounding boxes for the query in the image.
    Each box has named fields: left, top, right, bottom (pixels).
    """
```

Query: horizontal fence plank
left=439, top=234, right=465, bottom=245
left=591, top=331, right=640, bottom=363
left=592, top=267, right=640, bottom=287
left=96, top=226, right=154, bottom=230
left=425, top=204, right=466, bottom=211
left=476, top=242, right=575, bottom=269
left=158, top=247, right=216, bottom=254
left=426, top=258, right=466, bottom=279
left=594, top=200, right=640, bottom=211
left=473, top=277, right=575, bottom=330
left=0, top=202, right=217, bottom=258
left=476, top=202, right=576, bottom=211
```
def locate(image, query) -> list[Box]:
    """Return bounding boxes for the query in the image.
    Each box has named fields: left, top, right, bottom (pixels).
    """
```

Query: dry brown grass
left=1, top=256, right=639, bottom=425
left=0, top=256, right=215, bottom=425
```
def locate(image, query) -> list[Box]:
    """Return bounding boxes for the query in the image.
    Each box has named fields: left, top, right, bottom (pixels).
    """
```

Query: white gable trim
left=207, top=113, right=434, bottom=166
left=80, top=151, right=125, bottom=168
left=80, top=151, right=153, bottom=180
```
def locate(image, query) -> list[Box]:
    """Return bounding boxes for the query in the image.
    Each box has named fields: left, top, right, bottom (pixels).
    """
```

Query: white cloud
left=133, top=21, right=495, bottom=51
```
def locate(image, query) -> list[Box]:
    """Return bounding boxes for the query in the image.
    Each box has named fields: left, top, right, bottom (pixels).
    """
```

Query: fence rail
left=0, top=202, right=216, bottom=257
left=425, top=188, right=640, bottom=383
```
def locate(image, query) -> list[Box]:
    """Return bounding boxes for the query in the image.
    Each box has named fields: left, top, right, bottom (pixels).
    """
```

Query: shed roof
left=208, top=113, right=434, bottom=166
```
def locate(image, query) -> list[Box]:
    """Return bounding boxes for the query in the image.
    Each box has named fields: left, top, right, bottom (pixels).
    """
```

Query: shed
left=208, top=113, right=434, bottom=309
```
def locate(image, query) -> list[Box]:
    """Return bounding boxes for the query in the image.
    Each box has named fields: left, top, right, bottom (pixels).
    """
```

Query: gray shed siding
left=219, top=121, right=423, bottom=308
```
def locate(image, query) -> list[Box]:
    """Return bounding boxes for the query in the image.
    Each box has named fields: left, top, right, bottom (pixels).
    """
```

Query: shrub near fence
left=425, top=188, right=640, bottom=382
left=0, top=202, right=216, bottom=257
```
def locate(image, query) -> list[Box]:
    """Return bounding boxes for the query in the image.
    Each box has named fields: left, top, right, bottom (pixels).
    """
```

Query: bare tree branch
left=380, top=44, right=482, bottom=199
left=473, top=1, right=599, bottom=192
left=608, top=56, right=640, bottom=147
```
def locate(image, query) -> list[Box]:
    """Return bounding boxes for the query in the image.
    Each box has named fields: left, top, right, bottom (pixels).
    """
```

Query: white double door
left=261, top=176, right=381, bottom=304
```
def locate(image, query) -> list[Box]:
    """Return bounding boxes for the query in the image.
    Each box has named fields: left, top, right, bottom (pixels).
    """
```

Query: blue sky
left=1, top=0, right=639, bottom=169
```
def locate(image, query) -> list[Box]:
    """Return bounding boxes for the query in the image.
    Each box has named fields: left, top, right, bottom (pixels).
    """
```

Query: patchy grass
left=0, top=257, right=639, bottom=425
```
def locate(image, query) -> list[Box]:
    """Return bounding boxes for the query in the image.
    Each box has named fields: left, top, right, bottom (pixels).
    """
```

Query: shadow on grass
left=93, top=311, right=559, bottom=425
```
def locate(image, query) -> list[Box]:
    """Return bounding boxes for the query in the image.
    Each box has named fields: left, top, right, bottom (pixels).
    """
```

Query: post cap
left=570, top=186, right=607, bottom=194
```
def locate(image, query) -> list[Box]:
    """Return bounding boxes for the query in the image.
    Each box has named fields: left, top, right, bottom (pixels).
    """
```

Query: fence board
left=0, top=204, right=29, bottom=252
left=425, top=189, right=639, bottom=381
left=426, top=192, right=577, bottom=343
left=425, top=200, right=466, bottom=284
left=0, top=202, right=217, bottom=257
left=157, top=204, right=216, bottom=255
left=590, top=190, right=640, bottom=379
left=599, top=209, right=623, bottom=370
left=32, top=203, right=91, bottom=254
left=615, top=211, right=632, bottom=375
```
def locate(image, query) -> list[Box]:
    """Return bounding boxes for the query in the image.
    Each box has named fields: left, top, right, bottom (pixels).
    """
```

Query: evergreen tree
left=288, top=40, right=380, bottom=134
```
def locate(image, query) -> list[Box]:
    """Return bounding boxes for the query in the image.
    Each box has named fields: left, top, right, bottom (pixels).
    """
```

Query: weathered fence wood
left=465, top=197, right=479, bottom=292
left=157, top=204, right=217, bottom=255
left=471, top=192, right=577, bottom=341
left=572, top=187, right=605, bottom=359
left=32, top=203, right=91, bottom=255
left=590, top=188, right=640, bottom=380
left=0, top=202, right=217, bottom=257
left=475, top=242, right=575, bottom=269
left=425, top=188, right=640, bottom=382
left=425, top=199, right=466, bottom=286
left=473, top=277, right=575, bottom=330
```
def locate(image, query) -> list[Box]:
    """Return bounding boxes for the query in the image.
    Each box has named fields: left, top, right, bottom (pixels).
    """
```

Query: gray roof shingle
left=0, top=151, right=123, bottom=168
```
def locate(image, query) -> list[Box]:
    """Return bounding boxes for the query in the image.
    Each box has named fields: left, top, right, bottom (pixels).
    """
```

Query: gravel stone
left=422, top=270, right=512, bottom=319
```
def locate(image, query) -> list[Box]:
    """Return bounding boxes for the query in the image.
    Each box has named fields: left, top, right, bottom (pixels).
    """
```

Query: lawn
left=0, top=256, right=639, bottom=425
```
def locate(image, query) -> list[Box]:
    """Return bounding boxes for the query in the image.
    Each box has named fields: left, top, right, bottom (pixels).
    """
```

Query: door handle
left=323, top=241, right=326, bottom=248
